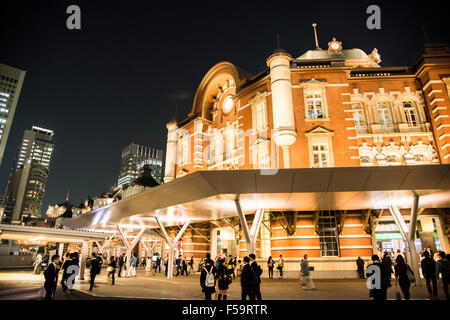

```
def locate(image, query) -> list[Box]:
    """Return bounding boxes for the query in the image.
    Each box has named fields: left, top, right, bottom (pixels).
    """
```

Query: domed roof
left=295, top=48, right=380, bottom=68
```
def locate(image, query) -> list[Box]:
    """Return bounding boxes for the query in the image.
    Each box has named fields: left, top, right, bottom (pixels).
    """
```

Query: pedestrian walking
left=237, top=259, right=243, bottom=277
left=216, top=257, right=232, bottom=300
left=182, top=256, right=188, bottom=276
left=88, top=252, right=101, bottom=292
left=157, top=256, right=162, bottom=273
left=436, top=251, right=449, bottom=300
left=277, top=254, right=284, bottom=279
left=118, top=253, right=125, bottom=278
left=128, top=254, right=138, bottom=277
left=107, top=256, right=116, bottom=285
left=200, top=253, right=216, bottom=300
left=382, top=253, right=393, bottom=279
left=60, top=252, right=72, bottom=294
left=300, top=254, right=316, bottom=290
left=43, top=255, right=60, bottom=300
left=249, top=253, right=263, bottom=300
left=33, top=252, right=44, bottom=275
left=367, top=254, right=391, bottom=301
left=394, top=255, right=413, bottom=300
left=241, top=256, right=257, bottom=300
left=188, top=256, right=195, bottom=273
left=267, top=256, right=274, bottom=279
left=356, top=257, right=365, bottom=279
left=421, top=250, right=438, bottom=299
left=164, top=255, right=169, bottom=276
left=175, top=255, right=182, bottom=277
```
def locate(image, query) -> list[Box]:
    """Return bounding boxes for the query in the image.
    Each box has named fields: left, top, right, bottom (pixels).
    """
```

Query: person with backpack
left=394, top=254, right=413, bottom=300
left=421, top=250, right=438, bottom=299
left=241, top=256, right=257, bottom=300
left=216, top=257, right=232, bottom=300
left=436, top=251, right=449, bottom=300
left=200, top=253, right=216, bottom=300
left=249, top=253, right=263, bottom=300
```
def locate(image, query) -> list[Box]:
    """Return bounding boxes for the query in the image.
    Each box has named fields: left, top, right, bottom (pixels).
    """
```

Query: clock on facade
left=222, top=95, right=234, bottom=114
left=328, top=37, right=342, bottom=54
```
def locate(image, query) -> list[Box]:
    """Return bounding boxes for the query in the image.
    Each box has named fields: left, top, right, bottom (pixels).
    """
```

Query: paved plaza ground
left=0, top=268, right=447, bottom=300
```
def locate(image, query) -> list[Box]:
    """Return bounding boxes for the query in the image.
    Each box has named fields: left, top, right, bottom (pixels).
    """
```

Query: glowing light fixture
left=222, top=95, right=234, bottom=114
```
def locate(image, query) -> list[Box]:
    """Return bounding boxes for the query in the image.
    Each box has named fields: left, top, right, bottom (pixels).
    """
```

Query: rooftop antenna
left=312, top=23, right=321, bottom=49
left=421, top=22, right=429, bottom=43
left=276, top=33, right=280, bottom=49
left=65, top=189, right=70, bottom=202
left=175, top=105, right=178, bottom=120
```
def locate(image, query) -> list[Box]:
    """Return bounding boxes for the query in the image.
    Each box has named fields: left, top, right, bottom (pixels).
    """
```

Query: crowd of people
left=363, top=247, right=450, bottom=301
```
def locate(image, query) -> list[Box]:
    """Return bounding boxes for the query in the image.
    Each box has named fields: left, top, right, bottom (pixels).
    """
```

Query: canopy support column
left=79, top=240, right=89, bottom=281
left=389, top=195, right=421, bottom=286
left=408, top=194, right=421, bottom=286
left=117, top=225, right=146, bottom=276
left=155, top=217, right=190, bottom=279
left=58, top=243, right=64, bottom=258
left=235, top=196, right=264, bottom=256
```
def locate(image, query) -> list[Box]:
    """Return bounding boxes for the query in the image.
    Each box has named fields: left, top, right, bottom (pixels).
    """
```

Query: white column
left=266, top=51, right=297, bottom=169
left=155, top=217, right=190, bottom=279
left=235, top=196, right=264, bottom=255
left=164, top=121, right=178, bottom=183
left=58, top=243, right=64, bottom=258
left=117, top=225, right=146, bottom=275
left=79, top=240, right=89, bottom=281
left=408, top=195, right=421, bottom=286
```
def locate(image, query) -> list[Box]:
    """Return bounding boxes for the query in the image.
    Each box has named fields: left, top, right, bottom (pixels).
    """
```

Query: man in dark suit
left=44, top=254, right=60, bottom=300
left=241, top=256, right=256, bottom=300
left=249, top=253, right=262, bottom=300
left=88, top=252, right=101, bottom=292
left=118, top=253, right=125, bottom=277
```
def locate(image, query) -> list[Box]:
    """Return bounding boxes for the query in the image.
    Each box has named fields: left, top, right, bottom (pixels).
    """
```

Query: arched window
left=352, top=102, right=367, bottom=128
left=386, top=155, right=399, bottom=165
left=403, top=101, right=418, bottom=126
left=377, top=101, right=392, bottom=126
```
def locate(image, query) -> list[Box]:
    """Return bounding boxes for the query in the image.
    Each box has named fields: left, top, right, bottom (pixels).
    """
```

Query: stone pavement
left=0, top=268, right=447, bottom=300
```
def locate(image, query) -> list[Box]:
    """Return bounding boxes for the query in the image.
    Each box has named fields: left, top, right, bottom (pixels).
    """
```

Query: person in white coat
left=33, top=252, right=44, bottom=274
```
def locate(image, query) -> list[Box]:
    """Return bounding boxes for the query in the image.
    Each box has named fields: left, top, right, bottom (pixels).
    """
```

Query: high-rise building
left=2, top=126, right=55, bottom=224
left=117, top=143, right=163, bottom=186
left=0, top=63, right=26, bottom=167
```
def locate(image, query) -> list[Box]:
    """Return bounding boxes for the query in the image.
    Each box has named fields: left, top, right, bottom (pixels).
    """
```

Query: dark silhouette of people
left=356, top=257, right=365, bottom=279
left=421, top=250, right=438, bottom=298
left=241, top=256, right=257, bottom=300
left=44, top=255, right=60, bottom=300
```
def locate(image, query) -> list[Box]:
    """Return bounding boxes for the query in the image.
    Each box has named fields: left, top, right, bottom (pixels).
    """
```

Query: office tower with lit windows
left=0, top=63, right=26, bottom=167
left=117, top=143, right=163, bottom=186
left=1, top=126, right=55, bottom=224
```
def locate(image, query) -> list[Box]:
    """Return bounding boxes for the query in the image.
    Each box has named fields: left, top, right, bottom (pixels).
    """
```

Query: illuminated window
left=306, top=90, right=323, bottom=119
left=377, top=101, right=392, bottom=126
left=318, top=211, right=340, bottom=257
left=312, top=144, right=329, bottom=168
left=403, top=101, right=418, bottom=126
left=352, top=102, right=366, bottom=127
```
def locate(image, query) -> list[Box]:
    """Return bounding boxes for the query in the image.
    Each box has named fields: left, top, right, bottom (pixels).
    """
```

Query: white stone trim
left=430, top=98, right=445, bottom=105
left=327, top=83, right=349, bottom=87
left=271, top=236, right=319, bottom=240
left=439, top=134, right=450, bottom=140
left=432, top=106, right=447, bottom=113
left=343, top=224, right=363, bottom=228
left=441, top=144, right=450, bottom=150
left=436, top=124, right=450, bottom=131
left=428, top=90, right=442, bottom=97
left=444, top=153, right=450, bottom=159
left=340, top=245, right=373, bottom=249
left=270, top=246, right=320, bottom=250
left=423, top=80, right=443, bottom=91
left=434, top=114, right=449, bottom=122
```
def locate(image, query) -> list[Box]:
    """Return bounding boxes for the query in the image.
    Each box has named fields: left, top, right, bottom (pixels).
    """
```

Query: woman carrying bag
left=394, top=254, right=414, bottom=300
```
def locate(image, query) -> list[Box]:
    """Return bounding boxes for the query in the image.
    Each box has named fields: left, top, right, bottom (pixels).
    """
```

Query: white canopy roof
left=61, top=165, right=450, bottom=231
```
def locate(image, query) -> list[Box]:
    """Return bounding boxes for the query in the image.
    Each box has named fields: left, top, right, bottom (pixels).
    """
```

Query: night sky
left=0, top=1, right=449, bottom=216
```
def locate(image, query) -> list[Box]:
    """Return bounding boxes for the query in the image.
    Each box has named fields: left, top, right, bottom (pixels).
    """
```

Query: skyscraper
left=2, top=126, right=55, bottom=224
left=0, top=63, right=26, bottom=167
left=117, top=143, right=163, bottom=186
